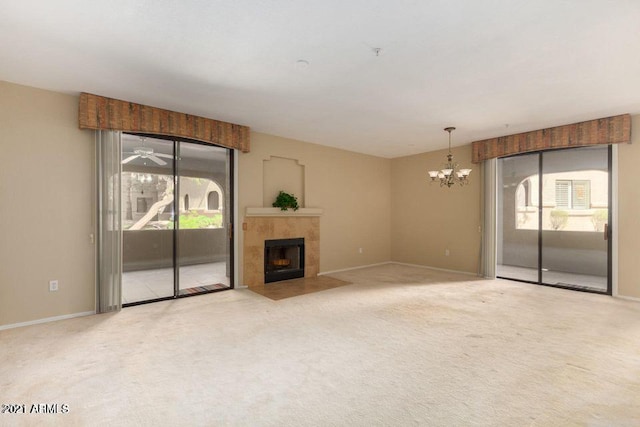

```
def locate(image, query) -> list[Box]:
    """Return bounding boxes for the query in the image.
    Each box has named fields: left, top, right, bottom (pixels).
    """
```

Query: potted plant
left=272, top=191, right=300, bottom=211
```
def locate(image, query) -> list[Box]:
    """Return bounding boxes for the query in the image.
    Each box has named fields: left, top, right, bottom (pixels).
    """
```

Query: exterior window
left=207, top=191, right=220, bottom=210
left=136, top=197, right=148, bottom=213
left=555, top=180, right=570, bottom=208
left=555, top=180, right=590, bottom=209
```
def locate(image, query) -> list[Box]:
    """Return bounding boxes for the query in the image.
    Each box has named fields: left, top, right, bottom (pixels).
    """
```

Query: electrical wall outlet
left=49, top=280, right=59, bottom=292
left=445, top=249, right=450, bottom=256
left=358, top=247, right=363, bottom=254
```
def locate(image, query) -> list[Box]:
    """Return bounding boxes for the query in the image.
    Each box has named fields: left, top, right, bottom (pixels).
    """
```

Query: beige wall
left=389, top=127, right=640, bottom=297
left=238, top=132, right=391, bottom=284
left=617, top=115, right=640, bottom=298
left=1, top=79, right=638, bottom=328
left=262, top=156, right=305, bottom=208
left=390, top=145, right=482, bottom=274
left=0, top=81, right=96, bottom=326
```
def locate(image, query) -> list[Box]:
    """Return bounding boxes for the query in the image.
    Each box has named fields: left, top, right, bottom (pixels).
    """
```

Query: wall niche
left=262, top=156, right=305, bottom=208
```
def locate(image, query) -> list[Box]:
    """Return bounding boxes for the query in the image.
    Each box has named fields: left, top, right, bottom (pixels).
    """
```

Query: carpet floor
left=1, top=264, right=640, bottom=426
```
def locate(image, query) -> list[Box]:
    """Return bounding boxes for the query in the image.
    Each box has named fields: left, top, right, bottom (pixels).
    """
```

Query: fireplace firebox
left=264, top=238, right=305, bottom=283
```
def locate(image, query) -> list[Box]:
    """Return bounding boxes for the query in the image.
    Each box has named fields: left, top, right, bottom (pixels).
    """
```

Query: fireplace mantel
left=245, top=207, right=323, bottom=217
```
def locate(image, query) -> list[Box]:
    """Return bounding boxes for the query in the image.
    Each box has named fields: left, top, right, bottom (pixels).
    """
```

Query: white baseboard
left=390, top=262, right=480, bottom=277
left=0, top=311, right=96, bottom=331
left=614, top=294, right=640, bottom=303
left=319, top=262, right=393, bottom=276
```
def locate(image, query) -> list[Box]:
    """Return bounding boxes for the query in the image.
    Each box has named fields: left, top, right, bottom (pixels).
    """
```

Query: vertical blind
left=481, top=159, right=497, bottom=278
left=96, top=130, right=122, bottom=313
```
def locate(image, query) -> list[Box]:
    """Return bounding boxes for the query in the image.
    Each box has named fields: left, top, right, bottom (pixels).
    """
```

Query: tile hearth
left=243, top=215, right=320, bottom=287
left=249, top=275, right=351, bottom=300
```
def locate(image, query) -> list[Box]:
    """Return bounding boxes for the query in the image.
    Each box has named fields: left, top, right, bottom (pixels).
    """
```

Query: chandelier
left=428, top=127, right=472, bottom=187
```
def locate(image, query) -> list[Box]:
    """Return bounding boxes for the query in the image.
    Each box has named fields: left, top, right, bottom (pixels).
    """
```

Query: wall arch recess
left=262, top=156, right=305, bottom=208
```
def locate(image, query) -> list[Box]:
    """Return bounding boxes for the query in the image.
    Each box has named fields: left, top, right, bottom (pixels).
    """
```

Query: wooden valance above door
left=471, top=114, right=630, bottom=163
left=78, top=92, right=250, bottom=152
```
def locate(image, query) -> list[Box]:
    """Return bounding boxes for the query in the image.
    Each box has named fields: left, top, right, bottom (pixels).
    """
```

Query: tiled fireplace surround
left=243, top=209, right=322, bottom=287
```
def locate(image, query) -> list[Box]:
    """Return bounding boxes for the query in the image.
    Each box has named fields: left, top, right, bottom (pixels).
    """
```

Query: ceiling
left=2, top=0, right=640, bottom=158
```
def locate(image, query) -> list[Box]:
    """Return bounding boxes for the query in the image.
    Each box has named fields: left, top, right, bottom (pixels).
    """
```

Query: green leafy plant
left=272, top=191, right=299, bottom=211
left=169, top=211, right=222, bottom=229
left=549, top=209, right=569, bottom=230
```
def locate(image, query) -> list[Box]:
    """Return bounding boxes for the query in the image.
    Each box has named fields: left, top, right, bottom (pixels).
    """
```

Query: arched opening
left=522, top=179, right=530, bottom=207
left=207, top=191, right=220, bottom=210
left=515, top=175, right=539, bottom=230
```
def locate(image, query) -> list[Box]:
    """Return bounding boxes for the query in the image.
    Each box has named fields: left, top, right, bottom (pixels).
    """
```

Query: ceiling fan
left=122, top=138, right=173, bottom=166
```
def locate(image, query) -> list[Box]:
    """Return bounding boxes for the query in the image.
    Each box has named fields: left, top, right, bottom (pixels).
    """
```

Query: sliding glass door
left=121, top=134, right=233, bottom=305
left=496, top=153, right=540, bottom=283
left=540, top=147, right=609, bottom=290
left=121, top=136, right=175, bottom=303
left=497, top=146, right=610, bottom=293
left=177, top=142, right=232, bottom=295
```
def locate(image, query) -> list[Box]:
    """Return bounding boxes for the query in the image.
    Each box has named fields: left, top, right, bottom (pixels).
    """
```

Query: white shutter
left=555, top=180, right=571, bottom=208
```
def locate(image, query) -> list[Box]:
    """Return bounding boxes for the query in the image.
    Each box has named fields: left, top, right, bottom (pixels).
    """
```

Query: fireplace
left=264, top=238, right=305, bottom=283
